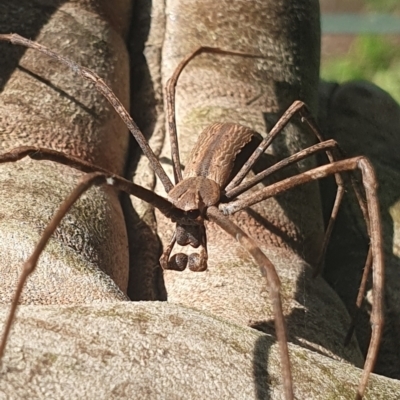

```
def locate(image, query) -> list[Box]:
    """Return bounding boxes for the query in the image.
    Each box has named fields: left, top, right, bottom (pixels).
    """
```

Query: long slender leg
left=232, top=138, right=371, bottom=322
left=313, top=182, right=345, bottom=276
left=225, top=139, right=341, bottom=199
left=224, top=135, right=371, bottom=275
left=298, top=103, right=372, bottom=236
left=222, top=157, right=383, bottom=400
left=0, top=34, right=174, bottom=193
left=0, top=146, right=183, bottom=221
left=165, top=47, right=262, bottom=184
left=0, top=165, right=190, bottom=360
left=221, top=101, right=351, bottom=272
left=226, top=100, right=330, bottom=191
left=223, top=101, right=365, bottom=269
left=206, top=206, right=293, bottom=400
left=225, top=101, right=309, bottom=191
left=222, top=158, right=374, bottom=228
left=0, top=172, right=126, bottom=359
left=355, top=159, right=383, bottom=400
left=224, top=139, right=346, bottom=275
left=345, top=248, right=373, bottom=346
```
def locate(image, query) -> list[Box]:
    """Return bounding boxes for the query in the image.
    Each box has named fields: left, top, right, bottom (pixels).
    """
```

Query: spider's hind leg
left=221, top=156, right=384, bottom=400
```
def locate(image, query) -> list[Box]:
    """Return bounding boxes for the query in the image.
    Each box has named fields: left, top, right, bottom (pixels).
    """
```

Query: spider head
left=168, top=176, right=220, bottom=213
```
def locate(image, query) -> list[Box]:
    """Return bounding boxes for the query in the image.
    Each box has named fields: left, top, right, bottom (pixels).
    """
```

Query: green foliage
left=321, top=35, right=400, bottom=103
left=365, top=0, right=400, bottom=13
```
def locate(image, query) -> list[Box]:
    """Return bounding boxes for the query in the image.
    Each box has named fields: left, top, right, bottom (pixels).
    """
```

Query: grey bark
left=0, top=0, right=399, bottom=399
left=0, top=0, right=132, bottom=302
left=1, top=302, right=400, bottom=400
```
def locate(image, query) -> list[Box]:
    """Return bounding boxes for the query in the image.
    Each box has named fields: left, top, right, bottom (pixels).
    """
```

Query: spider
left=0, top=34, right=383, bottom=400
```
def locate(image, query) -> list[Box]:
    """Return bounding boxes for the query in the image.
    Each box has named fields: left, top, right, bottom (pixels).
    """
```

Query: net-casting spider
left=0, top=34, right=383, bottom=400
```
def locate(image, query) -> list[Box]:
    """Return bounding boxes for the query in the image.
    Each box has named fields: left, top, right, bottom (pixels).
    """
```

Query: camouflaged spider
left=0, top=34, right=384, bottom=400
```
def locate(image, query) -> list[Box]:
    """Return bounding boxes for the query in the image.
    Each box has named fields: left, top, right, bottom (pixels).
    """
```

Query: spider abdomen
left=184, top=122, right=258, bottom=187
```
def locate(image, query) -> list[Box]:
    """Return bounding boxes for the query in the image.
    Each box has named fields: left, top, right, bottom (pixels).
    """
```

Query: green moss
left=322, top=36, right=400, bottom=103
left=292, top=349, right=308, bottom=362
left=365, top=0, right=400, bottom=13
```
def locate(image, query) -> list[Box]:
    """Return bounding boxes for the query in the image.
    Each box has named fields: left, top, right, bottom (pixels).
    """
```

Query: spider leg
left=222, top=100, right=352, bottom=273
left=227, top=129, right=374, bottom=339
left=225, top=139, right=345, bottom=275
left=206, top=205, right=293, bottom=400
left=224, top=100, right=370, bottom=270
left=298, top=102, right=372, bottom=242
left=225, top=101, right=313, bottom=191
left=0, top=159, right=190, bottom=359
left=0, top=171, right=153, bottom=359
left=0, top=33, right=174, bottom=193
left=226, top=139, right=341, bottom=199
left=0, top=146, right=181, bottom=221
left=225, top=100, right=339, bottom=192
left=224, top=134, right=370, bottom=277
left=221, top=157, right=383, bottom=400
left=345, top=247, right=373, bottom=346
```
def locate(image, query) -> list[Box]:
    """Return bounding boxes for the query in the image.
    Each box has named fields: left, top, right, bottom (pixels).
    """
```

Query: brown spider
left=0, top=34, right=383, bottom=400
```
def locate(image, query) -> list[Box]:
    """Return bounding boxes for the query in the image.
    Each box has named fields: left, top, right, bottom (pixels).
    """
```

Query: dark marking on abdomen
left=184, top=123, right=259, bottom=188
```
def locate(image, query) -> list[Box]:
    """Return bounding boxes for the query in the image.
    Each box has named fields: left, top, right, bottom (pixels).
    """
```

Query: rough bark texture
left=0, top=0, right=399, bottom=399
left=0, top=0, right=131, bottom=302
left=1, top=302, right=400, bottom=400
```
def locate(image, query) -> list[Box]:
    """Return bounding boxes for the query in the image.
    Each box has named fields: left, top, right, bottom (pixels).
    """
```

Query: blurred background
left=320, top=0, right=400, bottom=103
